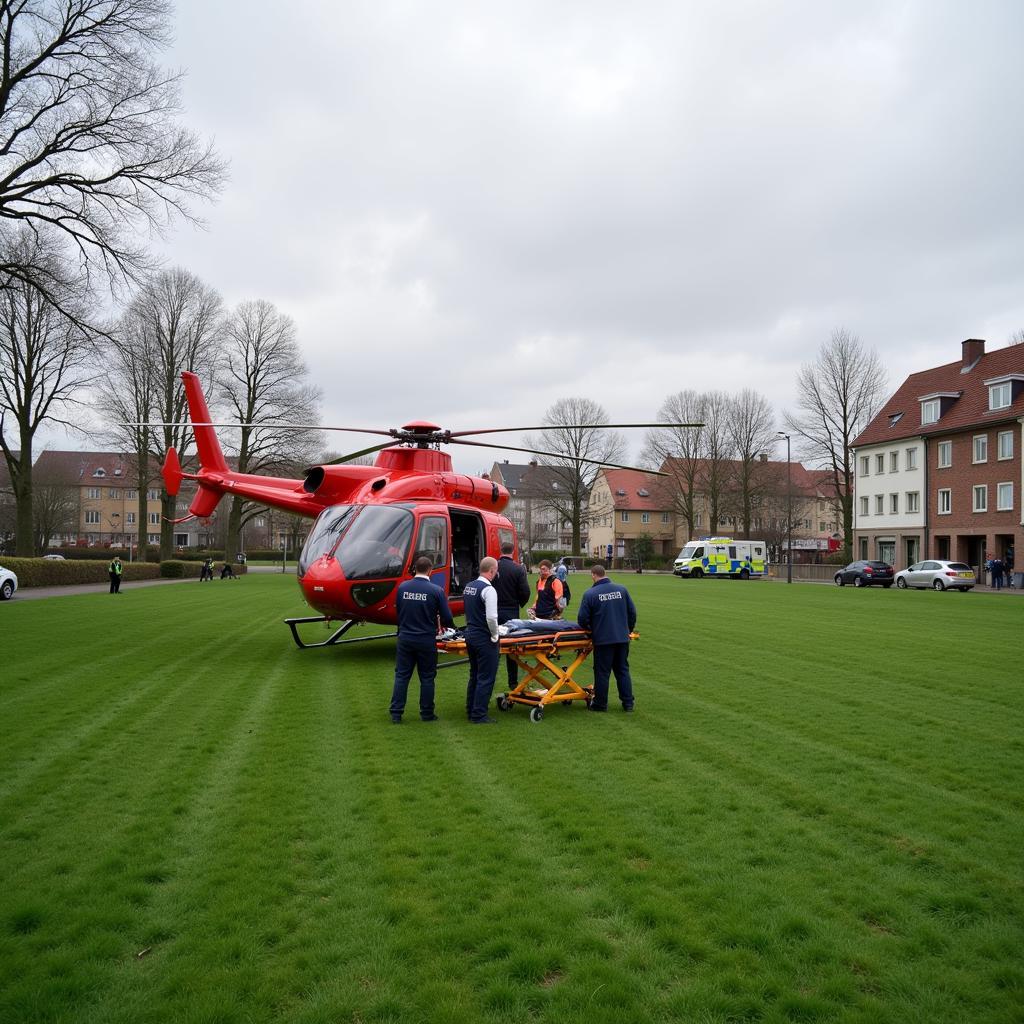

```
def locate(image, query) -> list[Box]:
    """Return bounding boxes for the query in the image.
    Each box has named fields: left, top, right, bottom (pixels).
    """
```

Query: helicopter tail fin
left=182, top=371, right=228, bottom=473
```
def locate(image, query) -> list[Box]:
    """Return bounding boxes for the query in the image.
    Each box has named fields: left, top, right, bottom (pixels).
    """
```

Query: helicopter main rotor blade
left=449, top=436, right=668, bottom=476
left=322, top=441, right=398, bottom=465
left=122, top=421, right=396, bottom=437
left=447, top=422, right=702, bottom=438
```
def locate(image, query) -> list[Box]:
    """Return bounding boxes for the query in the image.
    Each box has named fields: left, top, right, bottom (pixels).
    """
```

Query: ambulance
left=673, top=537, right=769, bottom=579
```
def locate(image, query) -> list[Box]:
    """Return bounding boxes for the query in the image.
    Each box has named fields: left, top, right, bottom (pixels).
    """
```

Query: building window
left=109, top=488, right=120, bottom=498
left=695, top=513, right=703, bottom=527
left=906, top=491, right=920, bottom=514
left=859, top=497, right=869, bottom=516
left=860, top=456, right=870, bottom=476
left=875, top=495, right=884, bottom=515
left=85, top=510, right=100, bottom=524
left=125, top=489, right=137, bottom=499
left=905, top=448, right=918, bottom=471
left=149, top=512, right=160, bottom=525
left=818, top=521, right=825, bottom=532
left=997, top=430, right=1013, bottom=460
left=620, top=511, right=630, bottom=523
left=997, top=482, right=1013, bottom=511
left=973, top=485, right=987, bottom=512
left=876, top=454, right=885, bottom=474
left=937, top=441, right=952, bottom=468
left=989, top=382, right=1011, bottom=410
left=890, top=451, right=899, bottom=472
left=641, top=512, right=650, bottom=524
left=973, top=435, right=988, bottom=463
left=126, top=512, right=135, bottom=525
left=86, top=487, right=101, bottom=499
left=938, top=488, right=951, bottom=514
left=889, top=493, right=899, bottom=514
left=148, top=533, right=159, bottom=543
left=859, top=537, right=868, bottom=559
left=147, top=489, right=159, bottom=500
left=661, top=512, right=670, bottom=523
left=921, top=399, right=939, bottom=425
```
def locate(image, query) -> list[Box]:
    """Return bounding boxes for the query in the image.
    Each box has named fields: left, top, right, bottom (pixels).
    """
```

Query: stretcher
left=436, top=630, right=638, bottom=722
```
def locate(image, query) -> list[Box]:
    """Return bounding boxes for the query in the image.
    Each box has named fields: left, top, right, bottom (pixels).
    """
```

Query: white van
left=673, top=538, right=768, bottom=579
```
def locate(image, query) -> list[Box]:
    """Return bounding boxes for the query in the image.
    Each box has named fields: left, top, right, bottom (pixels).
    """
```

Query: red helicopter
left=161, top=372, right=692, bottom=648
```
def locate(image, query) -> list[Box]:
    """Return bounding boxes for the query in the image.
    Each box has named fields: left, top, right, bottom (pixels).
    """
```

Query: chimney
left=962, top=338, right=985, bottom=369
left=759, top=452, right=768, bottom=463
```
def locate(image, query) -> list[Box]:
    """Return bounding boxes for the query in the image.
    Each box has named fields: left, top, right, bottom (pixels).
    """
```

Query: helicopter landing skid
left=284, top=616, right=399, bottom=650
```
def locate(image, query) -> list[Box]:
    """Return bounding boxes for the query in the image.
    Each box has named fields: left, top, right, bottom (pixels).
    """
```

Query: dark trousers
left=109, top=573, right=120, bottom=594
left=389, top=639, right=439, bottom=719
left=498, top=606, right=520, bottom=689
left=591, top=642, right=633, bottom=710
left=466, top=637, right=499, bottom=721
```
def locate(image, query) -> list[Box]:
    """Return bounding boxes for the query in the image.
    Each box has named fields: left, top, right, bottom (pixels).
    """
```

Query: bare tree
left=525, top=398, right=626, bottom=554
left=0, top=0, right=225, bottom=309
left=215, top=300, right=322, bottom=561
left=33, top=464, right=80, bottom=551
left=96, top=268, right=222, bottom=558
left=784, top=328, right=888, bottom=556
left=0, top=231, right=97, bottom=554
left=1008, top=329, right=1024, bottom=346
left=642, top=390, right=707, bottom=540
left=701, top=390, right=735, bottom=534
left=727, top=389, right=777, bottom=538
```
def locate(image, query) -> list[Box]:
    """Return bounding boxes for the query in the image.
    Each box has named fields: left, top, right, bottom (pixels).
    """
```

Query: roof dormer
left=917, top=391, right=961, bottom=426
left=983, top=374, right=1024, bottom=412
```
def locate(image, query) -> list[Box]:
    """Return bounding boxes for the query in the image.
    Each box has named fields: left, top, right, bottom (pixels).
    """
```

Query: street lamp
left=776, top=431, right=792, bottom=584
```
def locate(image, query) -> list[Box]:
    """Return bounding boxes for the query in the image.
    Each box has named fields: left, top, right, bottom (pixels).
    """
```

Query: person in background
left=577, top=564, right=637, bottom=713
left=463, top=556, right=500, bottom=724
left=493, top=541, right=530, bottom=690
left=991, top=556, right=1005, bottom=590
left=531, top=559, right=563, bottom=620
left=108, top=555, right=123, bottom=594
left=220, top=561, right=237, bottom=579
left=389, top=556, right=455, bottom=723
left=1005, top=544, right=1015, bottom=588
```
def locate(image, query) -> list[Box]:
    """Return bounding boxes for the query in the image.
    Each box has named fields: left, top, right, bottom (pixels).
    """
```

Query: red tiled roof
left=852, top=342, right=1024, bottom=447
left=660, top=457, right=830, bottom=499
left=600, top=468, right=673, bottom=510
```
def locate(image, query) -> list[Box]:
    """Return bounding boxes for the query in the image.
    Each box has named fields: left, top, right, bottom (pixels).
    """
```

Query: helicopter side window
left=335, top=505, right=414, bottom=581
left=298, top=504, right=358, bottom=576
left=414, top=516, right=448, bottom=571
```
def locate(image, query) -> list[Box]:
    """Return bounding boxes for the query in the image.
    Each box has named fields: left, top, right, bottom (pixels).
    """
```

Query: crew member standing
left=577, top=563, right=637, bottom=712
left=531, top=559, right=563, bottom=619
left=108, top=556, right=123, bottom=594
left=463, top=556, right=500, bottom=724
left=493, top=541, right=530, bottom=689
left=389, top=556, right=455, bottom=723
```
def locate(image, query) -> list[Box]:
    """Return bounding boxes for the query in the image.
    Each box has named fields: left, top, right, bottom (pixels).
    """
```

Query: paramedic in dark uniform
left=389, top=556, right=455, bottom=723
left=493, top=541, right=530, bottom=689
left=577, top=564, right=637, bottom=712
left=463, top=556, right=500, bottom=724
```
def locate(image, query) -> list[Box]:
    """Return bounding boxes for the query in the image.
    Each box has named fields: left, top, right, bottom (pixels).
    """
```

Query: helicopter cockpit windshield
left=299, top=504, right=415, bottom=581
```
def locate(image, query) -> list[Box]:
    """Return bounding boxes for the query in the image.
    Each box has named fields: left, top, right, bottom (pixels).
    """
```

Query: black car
left=834, top=560, right=894, bottom=588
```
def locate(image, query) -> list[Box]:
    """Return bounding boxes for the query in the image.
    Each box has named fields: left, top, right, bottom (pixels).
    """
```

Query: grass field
left=1, top=575, right=1022, bottom=1023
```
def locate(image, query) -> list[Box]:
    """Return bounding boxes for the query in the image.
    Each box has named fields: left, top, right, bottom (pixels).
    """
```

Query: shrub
left=159, top=560, right=204, bottom=579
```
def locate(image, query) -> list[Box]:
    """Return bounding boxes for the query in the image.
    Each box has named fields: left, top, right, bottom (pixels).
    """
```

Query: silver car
left=0, top=564, right=18, bottom=600
left=895, top=560, right=975, bottom=591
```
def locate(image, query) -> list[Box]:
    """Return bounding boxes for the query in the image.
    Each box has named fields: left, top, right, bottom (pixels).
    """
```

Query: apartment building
left=852, top=339, right=1022, bottom=570
left=587, top=469, right=675, bottom=562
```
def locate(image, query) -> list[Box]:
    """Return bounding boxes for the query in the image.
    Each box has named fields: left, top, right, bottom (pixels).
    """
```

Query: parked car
left=0, top=565, right=18, bottom=600
left=834, top=560, right=894, bottom=588
left=895, top=560, right=975, bottom=591
left=42, top=553, right=65, bottom=560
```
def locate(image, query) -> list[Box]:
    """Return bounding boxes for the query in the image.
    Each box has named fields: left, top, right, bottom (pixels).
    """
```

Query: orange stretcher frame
left=436, top=630, right=638, bottom=723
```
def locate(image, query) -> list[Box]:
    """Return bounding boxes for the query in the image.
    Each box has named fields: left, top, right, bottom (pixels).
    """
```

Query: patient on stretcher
left=499, top=618, right=584, bottom=636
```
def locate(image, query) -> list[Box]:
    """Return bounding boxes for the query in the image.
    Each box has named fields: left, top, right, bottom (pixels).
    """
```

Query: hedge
left=1, top=557, right=162, bottom=587
left=0, top=556, right=248, bottom=587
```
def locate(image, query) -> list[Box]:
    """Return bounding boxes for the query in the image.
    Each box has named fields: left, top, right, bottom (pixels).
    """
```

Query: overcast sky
left=85, top=1, right=1024, bottom=470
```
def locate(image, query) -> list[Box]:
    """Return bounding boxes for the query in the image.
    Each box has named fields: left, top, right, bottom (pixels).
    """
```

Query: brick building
left=852, top=338, right=1022, bottom=571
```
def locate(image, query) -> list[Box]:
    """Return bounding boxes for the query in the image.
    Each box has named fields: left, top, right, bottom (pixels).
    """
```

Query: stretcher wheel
left=529, top=706, right=544, bottom=723
left=585, top=697, right=593, bottom=708
left=496, top=695, right=510, bottom=712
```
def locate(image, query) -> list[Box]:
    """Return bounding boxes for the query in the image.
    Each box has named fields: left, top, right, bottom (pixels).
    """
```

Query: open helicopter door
left=449, top=508, right=485, bottom=597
